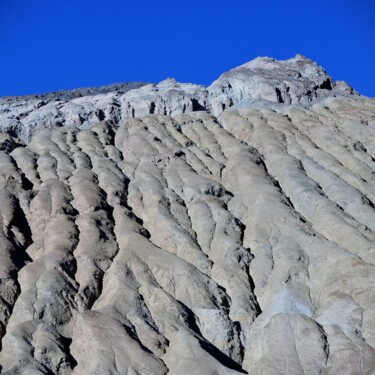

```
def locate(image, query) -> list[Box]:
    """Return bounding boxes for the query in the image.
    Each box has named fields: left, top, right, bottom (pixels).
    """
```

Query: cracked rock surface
left=0, top=55, right=374, bottom=374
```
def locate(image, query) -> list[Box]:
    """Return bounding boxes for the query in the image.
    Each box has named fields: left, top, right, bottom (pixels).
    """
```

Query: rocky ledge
left=0, top=56, right=374, bottom=375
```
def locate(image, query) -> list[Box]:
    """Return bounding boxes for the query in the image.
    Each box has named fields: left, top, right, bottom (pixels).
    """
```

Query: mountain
left=0, top=55, right=357, bottom=143
left=0, top=55, right=374, bottom=375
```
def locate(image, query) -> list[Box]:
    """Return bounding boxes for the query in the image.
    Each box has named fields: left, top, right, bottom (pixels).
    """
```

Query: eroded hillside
left=0, top=55, right=374, bottom=374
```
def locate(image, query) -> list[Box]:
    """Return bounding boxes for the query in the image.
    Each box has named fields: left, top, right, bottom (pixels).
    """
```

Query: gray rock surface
left=0, top=55, right=357, bottom=143
left=0, top=56, right=374, bottom=374
left=207, top=54, right=358, bottom=115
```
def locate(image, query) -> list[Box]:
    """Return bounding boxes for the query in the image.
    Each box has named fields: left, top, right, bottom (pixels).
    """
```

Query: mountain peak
left=0, top=56, right=359, bottom=142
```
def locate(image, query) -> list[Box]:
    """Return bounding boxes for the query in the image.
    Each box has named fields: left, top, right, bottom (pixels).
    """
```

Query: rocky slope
left=0, top=55, right=356, bottom=144
left=0, top=55, right=374, bottom=374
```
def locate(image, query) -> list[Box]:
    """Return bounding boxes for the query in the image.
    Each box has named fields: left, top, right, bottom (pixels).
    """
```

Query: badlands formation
left=0, top=55, right=374, bottom=374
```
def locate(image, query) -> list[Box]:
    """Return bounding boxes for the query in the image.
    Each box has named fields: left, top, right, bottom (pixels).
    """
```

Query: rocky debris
left=0, top=56, right=374, bottom=374
left=0, top=55, right=358, bottom=143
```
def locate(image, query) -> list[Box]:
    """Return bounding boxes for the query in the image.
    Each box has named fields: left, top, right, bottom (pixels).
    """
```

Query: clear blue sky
left=0, top=0, right=374, bottom=97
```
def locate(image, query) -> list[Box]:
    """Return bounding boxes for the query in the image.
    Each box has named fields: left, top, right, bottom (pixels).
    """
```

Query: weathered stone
left=0, top=56, right=374, bottom=375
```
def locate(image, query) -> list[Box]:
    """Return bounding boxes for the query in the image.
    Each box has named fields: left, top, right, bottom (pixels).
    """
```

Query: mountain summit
left=0, top=55, right=357, bottom=143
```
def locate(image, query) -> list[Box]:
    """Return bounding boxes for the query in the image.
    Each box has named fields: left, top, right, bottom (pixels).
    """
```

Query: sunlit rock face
left=0, top=55, right=357, bottom=143
left=0, top=56, right=374, bottom=375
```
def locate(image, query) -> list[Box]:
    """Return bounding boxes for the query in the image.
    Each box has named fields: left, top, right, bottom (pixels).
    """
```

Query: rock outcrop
left=0, top=55, right=374, bottom=375
left=0, top=55, right=357, bottom=143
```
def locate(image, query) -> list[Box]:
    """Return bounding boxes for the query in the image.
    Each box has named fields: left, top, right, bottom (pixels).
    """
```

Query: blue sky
left=0, top=0, right=374, bottom=97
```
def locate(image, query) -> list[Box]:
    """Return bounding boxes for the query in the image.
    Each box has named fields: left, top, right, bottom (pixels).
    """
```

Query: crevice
left=7, top=196, right=33, bottom=269
left=243, top=260, right=262, bottom=317
left=316, top=322, right=330, bottom=370
left=60, top=335, right=78, bottom=370
left=191, top=99, right=206, bottom=112
left=150, top=101, right=156, bottom=114
left=199, top=338, right=248, bottom=374
left=275, top=88, right=284, bottom=103
left=95, top=109, right=106, bottom=121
